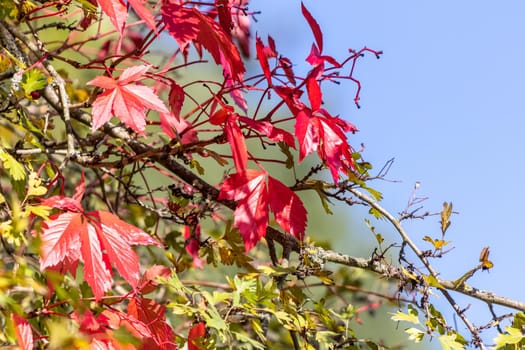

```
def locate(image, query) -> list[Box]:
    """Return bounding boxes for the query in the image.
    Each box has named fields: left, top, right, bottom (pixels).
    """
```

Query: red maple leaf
left=161, top=1, right=245, bottom=83
left=87, top=65, right=169, bottom=134
left=188, top=322, right=206, bottom=350
left=295, top=108, right=357, bottom=182
left=128, top=297, right=178, bottom=350
left=184, top=224, right=203, bottom=268
left=218, top=170, right=307, bottom=251
left=97, top=0, right=156, bottom=35
left=39, top=176, right=161, bottom=300
left=11, top=314, right=33, bottom=350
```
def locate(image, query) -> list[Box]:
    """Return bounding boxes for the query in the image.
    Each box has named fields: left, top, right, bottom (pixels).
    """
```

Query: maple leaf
left=184, top=224, right=203, bottom=268
left=268, top=176, right=307, bottom=240
left=11, top=314, right=33, bottom=350
left=39, top=177, right=161, bottom=300
left=87, top=65, right=169, bottom=134
left=218, top=170, right=307, bottom=250
left=128, top=297, right=178, bottom=350
left=162, top=2, right=245, bottom=82
left=301, top=2, right=323, bottom=52
left=188, top=322, right=206, bottom=350
left=97, top=0, right=127, bottom=34
left=97, top=0, right=157, bottom=35
left=218, top=170, right=268, bottom=251
left=238, top=116, right=295, bottom=148
left=137, top=265, right=172, bottom=294
left=295, top=108, right=357, bottom=183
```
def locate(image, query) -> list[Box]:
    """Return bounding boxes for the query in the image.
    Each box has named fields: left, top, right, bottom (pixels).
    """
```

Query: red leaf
left=268, top=176, right=307, bottom=240
left=305, top=65, right=323, bottom=111
left=237, top=116, right=295, bottom=148
left=168, top=82, right=185, bottom=121
left=216, top=0, right=233, bottom=34
left=256, top=36, right=272, bottom=85
left=161, top=2, right=200, bottom=51
left=279, top=56, right=296, bottom=85
left=128, top=297, right=177, bottom=350
left=97, top=0, right=127, bottom=34
left=39, top=212, right=83, bottom=270
left=184, top=224, right=203, bottom=268
left=295, top=108, right=357, bottom=182
left=218, top=170, right=268, bottom=251
left=193, top=9, right=245, bottom=83
left=127, top=0, right=157, bottom=33
left=80, top=220, right=113, bottom=299
left=160, top=112, right=198, bottom=144
left=137, top=265, right=172, bottom=294
left=225, top=115, right=248, bottom=173
left=231, top=0, right=251, bottom=58
left=11, top=314, right=33, bottom=350
left=39, top=194, right=161, bottom=300
left=301, top=2, right=323, bottom=52
left=162, top=2, right=245, bottom=82
left=209, top=106, right=232, bottom=125
left=87, top=65, right=169, bottom=134
left=188, top=322, right=206, bottom=350
left=295, top=109, right=319, bottom=162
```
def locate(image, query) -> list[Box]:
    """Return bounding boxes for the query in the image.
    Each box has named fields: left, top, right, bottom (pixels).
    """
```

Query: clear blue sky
left=253, top=0, right=525, bottom=347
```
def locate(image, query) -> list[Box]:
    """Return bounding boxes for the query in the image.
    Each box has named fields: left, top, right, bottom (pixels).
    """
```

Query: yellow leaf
left=27, top=172, right=47, bottom=197
left=0, top=148, right=26, bottom=181
left=405, top=327, right=425, bottom=343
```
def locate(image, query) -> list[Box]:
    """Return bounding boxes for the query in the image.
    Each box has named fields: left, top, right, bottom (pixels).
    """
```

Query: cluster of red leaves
left=39, top=174, right=161, bottom=300
left=23, top=1, right=377, bottom=348
left=85, top=1, right=366, bottom=252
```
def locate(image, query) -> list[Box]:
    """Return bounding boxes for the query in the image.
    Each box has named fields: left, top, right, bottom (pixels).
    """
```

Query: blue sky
left=252, top=0, right=525, bottom=347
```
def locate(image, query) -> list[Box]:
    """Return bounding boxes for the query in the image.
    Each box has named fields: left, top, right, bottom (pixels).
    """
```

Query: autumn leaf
left=11, top=314, right=33, bottom=350
left=162, top=1, right=245, bottom=82
left=87, top=65, right=169, bottom=134
left=184, top=224, right=203, bottom=268
left=219, top=170, right=268, bottom=251
left=97, top=0, right=156, bottom=35
left=188, top=322, right=206, bottom=350
left=39, top=176, right=161, bottom=300
left=301, top=2, right=323, bottom=52
left=97, top=0, right=127, bottom=34
left=237, top=116, right=295, bottom=148
left=128, top=297, right=178, bottom=350
left=268, top=176, right=307, bottom=240
left=295, top=108, right=357, bottom=183
left=218, top=170, right=307, bottom=250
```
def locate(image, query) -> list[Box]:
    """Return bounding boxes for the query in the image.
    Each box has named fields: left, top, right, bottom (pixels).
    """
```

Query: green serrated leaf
left=493, top=326, right=525, bottom=349
left=363, top=185, right=383, bottom=201
left=21, top=68, right=47, bottom=97
left=438, top=334, right=465, bottom=350
left=0, top=148, right=25, bottom=181
left=369, top=207, right=383, bottom=220
left=405, top=327, right=425, bottom=343
left=391, top=307, right=420, bottom=325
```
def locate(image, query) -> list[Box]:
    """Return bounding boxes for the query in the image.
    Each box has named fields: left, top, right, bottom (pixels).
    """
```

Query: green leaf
left=493, top=326, right=525, bottom=349
left=405, top=327, right=425, bottom=343
left=391, top=306, right=420, bottom=325
left=0, top=148, right=25, bottom=181
left=438, top=334, right=465, bottom=350
left=421, top=274, right=443, bottom=288
left=21, top=68, right=47, bottom=97
left=363, top=185, right=383, bottom=201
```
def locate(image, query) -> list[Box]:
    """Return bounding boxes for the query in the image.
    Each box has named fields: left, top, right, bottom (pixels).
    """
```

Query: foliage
left=0, top=1, right=523, bottom=349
